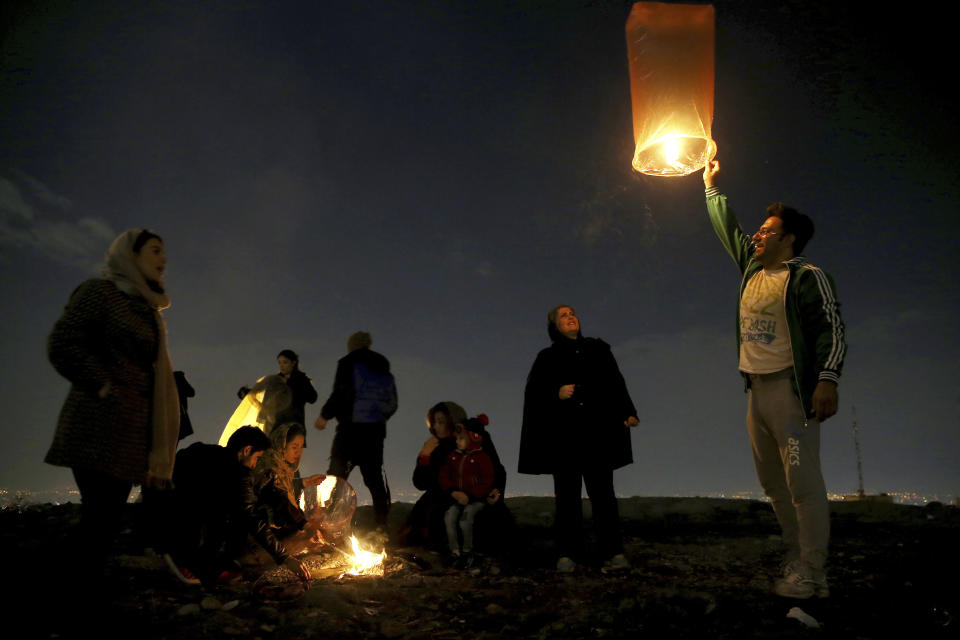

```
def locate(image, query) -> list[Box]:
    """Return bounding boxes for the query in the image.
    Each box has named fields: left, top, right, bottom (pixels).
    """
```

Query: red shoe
left=217, top=570, right=242, bottom=584
left=163, top=553, right=200, bottom=586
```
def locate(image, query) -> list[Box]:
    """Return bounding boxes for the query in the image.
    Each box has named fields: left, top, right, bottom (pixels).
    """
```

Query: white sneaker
left=775, top=569, right=829, bottom=599
left=556, top=556, right=576, bottom=573
left=602, top=553, right=631, bottom=573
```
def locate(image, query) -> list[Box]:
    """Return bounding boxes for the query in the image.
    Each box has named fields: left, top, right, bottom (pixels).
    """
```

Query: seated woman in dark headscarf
left=252, top=422, right=325, bottom=550
left=404, top=402, right=511, bottom=550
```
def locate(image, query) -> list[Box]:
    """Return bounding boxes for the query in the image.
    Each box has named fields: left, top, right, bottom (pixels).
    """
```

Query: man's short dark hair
left=767, top=202, right=814, bottom=255
left=226, top=425, right=270, bottom=454
left=347, top=331, right=372, bottom=352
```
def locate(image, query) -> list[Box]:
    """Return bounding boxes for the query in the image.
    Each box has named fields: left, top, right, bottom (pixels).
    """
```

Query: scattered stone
left=200, top=596, right=222, bottom=610
left=786, top=607, right=821, bottom=629
left=8, top=498, right=956, bottom=640
left=258, top=605, right=279, bottom=621
left=379, top=619, right=406, bottom=638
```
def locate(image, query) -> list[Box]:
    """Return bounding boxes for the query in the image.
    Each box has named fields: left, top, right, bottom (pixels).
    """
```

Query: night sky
left=2, top=1, right=957, bottom=502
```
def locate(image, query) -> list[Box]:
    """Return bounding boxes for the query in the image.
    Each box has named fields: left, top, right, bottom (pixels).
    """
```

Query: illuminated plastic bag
left=626, top=2, right=715, bottom=176
left=300, top=475, right=357, bottom=542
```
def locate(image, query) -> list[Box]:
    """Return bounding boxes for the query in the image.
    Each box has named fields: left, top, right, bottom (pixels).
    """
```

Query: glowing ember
left=338, top=535, right=386, bottom=577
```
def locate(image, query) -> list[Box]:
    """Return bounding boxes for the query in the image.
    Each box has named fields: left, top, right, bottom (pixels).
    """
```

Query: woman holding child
left=406, top=402, right=508, bottom=551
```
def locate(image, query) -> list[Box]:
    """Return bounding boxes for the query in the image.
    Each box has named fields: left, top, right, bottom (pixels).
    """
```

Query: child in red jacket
left=438, top=415, right=494, bottom=567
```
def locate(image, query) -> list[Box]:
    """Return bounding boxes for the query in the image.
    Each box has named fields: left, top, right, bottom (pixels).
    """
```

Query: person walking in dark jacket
left=519, top=305, right=639, bottom=573
left=315, top=332, right=397, bottom=527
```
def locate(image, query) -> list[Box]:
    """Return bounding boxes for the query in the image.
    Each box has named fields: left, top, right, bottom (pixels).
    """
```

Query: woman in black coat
left=519, top=305, right=638, bottom=572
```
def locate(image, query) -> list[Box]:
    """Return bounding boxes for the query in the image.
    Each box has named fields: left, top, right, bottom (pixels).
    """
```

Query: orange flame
left=339, top=535, right=386, bottom=577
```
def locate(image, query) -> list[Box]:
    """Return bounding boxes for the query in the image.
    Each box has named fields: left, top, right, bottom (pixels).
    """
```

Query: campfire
left=296, top=476, right=387, bottom=579
left=336, top=535, right=387, bottom=577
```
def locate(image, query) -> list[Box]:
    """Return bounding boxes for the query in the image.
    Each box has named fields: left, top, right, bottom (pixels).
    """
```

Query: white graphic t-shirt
left=739, top=267, right=793, bottom=374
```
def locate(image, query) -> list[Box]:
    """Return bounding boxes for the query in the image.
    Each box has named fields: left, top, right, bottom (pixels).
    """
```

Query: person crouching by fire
left=252, top=422, right=327, bottom=555
left=438, top=415, right=496, bottom=568
left=162, top=426, right=310, bottom=587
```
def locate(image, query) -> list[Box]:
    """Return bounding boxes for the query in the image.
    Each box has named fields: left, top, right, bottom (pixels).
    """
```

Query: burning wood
left=336, top=535, right=386, bottom=578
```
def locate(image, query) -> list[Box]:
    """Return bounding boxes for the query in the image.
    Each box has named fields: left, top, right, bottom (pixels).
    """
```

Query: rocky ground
left=3, top=497, right=957, bottom=639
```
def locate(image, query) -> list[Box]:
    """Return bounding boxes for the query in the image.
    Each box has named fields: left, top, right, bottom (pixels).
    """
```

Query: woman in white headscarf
left=46, top=228, right=179, bottom=571
left=252, top=422, right=326, bottom=555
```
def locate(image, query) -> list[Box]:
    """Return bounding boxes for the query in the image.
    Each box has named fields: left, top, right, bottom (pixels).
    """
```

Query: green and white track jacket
left=706, top=187, right=846, bottom=419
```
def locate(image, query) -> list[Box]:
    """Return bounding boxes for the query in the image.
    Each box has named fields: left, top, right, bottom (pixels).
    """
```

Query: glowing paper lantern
left=218, top=386, right=267, bottom=446
left=218, top=375, right=292, bottom=446
left=626, top=2, right=715, bottom=176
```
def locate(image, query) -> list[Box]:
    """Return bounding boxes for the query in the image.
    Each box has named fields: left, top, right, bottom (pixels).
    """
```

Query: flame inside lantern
left=299, top=475, right=338, bottom=513
left=301, top=476, right=358, bottom=542
left=634, top=133, right=710, bottom=177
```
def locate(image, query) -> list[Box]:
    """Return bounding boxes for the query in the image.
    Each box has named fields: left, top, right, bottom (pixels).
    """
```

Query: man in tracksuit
left=703, top=155, right=846, bottom=599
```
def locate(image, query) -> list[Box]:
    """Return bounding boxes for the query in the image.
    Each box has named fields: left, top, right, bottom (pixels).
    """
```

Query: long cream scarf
left=102, top=229, right=180, bottom=483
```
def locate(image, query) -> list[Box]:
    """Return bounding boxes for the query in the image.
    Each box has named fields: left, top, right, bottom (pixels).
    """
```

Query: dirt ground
left=3, top=497, right=957, bottom=639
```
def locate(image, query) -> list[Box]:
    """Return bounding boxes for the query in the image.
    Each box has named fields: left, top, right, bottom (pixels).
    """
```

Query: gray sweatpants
left=746, top=368, right=829, bottom=574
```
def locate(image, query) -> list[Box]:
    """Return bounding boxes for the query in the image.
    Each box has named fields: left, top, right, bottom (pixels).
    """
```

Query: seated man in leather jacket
left=165, top=426, right=310, bottom=587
